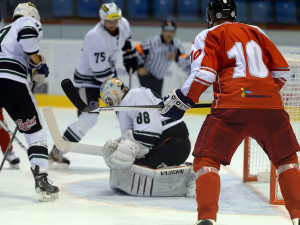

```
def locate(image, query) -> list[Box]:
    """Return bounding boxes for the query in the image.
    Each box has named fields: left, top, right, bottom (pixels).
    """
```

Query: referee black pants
left=138, top=73, right=163, bottom=97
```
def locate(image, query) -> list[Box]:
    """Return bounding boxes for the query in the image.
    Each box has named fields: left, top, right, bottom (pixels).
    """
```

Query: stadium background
left=1, top=0, right=299, bottom=114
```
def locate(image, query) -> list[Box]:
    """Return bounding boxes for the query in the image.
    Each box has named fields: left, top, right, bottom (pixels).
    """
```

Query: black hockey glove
left=160, top=89, right=195, bottom=120
left=123, top=49, right=138, bottom=74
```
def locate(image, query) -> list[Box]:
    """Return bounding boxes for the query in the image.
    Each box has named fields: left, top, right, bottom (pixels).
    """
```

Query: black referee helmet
left=162, top=19, right=176, bottom=32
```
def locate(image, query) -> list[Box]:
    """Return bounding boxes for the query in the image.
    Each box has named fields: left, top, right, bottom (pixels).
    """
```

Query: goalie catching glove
left=160, top=89, right=195, bottom=120
left=102, top=130, right=149, bottom=169
left=123, top=49, right=138, bottom=74
left=29, top=55, right=49, bottom=86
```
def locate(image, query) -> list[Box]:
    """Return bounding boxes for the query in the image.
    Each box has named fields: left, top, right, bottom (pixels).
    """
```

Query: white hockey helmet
left=13, top=2, right=40, bottom=21
left=100, top=78, right=127, bottom=106
left=99, top=2, right=122, bottom=23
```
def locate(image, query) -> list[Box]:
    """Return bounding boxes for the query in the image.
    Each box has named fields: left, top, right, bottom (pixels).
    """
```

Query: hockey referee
left=135, top=19, right=190, bottom=97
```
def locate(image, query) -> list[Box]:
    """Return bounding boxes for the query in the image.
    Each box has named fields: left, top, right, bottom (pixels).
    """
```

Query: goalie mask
left=13, top=2, right=40, bottom=21
left=206, top=0, right=237, bottom=28
left=100, top=78, right=127, bottom=106
left=99, top=2, right=122, bottom=24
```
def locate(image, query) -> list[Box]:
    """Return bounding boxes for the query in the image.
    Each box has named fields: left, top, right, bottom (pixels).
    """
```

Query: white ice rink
left=0, top=107, right=292, bottom=225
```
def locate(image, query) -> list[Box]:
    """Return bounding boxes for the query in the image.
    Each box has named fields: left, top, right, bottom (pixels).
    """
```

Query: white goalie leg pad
left=278, top=163, right=299, bottom=174
left=110, top=164, right=194, bottom=197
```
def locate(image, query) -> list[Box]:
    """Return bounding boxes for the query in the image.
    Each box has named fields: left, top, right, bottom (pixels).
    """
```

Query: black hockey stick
left=61, top=78, right=212, bottom=113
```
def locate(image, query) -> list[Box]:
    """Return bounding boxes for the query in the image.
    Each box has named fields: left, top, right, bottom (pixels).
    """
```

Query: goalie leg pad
left=110, top=164, right=194, bottom=197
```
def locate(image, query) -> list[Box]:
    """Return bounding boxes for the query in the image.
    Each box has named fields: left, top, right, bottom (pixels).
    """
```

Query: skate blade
left=38, top=192, right=59, bottom=202
left=49, top=160, right=69, bottom=170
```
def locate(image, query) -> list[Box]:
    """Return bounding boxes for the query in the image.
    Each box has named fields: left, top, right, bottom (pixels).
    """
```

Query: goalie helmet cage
left=243, top=53, right=300, bottom=205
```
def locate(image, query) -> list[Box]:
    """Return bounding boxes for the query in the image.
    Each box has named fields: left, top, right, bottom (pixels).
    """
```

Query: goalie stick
left=43, top=106, right=103, bottom=156
left=61, top=78, right=212, bottom=113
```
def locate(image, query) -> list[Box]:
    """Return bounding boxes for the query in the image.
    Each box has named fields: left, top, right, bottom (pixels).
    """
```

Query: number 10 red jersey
left=182, top=22, right=290, bottom=109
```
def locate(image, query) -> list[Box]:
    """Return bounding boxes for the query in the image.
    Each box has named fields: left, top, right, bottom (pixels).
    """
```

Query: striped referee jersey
left=136, top=34, right=188, bottom=80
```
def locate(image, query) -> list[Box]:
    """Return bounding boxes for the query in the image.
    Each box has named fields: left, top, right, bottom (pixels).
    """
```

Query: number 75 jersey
left=183, top=22, right=290, bottom=109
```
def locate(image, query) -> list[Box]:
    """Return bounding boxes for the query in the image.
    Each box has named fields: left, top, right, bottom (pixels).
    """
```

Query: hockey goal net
left=243, top=53, right=300, bottom=205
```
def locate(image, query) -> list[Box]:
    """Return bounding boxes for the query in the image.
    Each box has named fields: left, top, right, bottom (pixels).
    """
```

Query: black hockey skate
left=5, top=151, right=20, bottom=169
left=194, top=220, right=215, bottom=225
left=49, top=145, right=70, bottom=169
left=31, top=165, right=59, bottom=202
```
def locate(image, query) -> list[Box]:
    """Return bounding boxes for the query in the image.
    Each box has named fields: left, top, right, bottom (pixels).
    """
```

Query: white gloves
left=29, top=55, right=49, bottom=87
left=102, top=130, right=149, bottom=169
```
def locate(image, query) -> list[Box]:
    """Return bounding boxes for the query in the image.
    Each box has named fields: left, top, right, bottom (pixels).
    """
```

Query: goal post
left=243, top=53, right=300, bottom=205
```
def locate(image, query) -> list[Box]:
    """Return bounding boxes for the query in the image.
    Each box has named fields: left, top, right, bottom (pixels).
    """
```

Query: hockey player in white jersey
left=100, top=78, right=196, bottom=197
left=49, top=2, right=138, bottom=166
left=0, top=2, right=59, bottom=201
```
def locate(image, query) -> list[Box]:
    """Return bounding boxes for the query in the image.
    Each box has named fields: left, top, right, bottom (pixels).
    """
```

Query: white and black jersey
left=118, top=87, right=182, bottom=148
left=74, top=17, right=132, bottom=88
left=136, top=35, right=186, bottom=80
left=0, top=16, right=42, bottom=84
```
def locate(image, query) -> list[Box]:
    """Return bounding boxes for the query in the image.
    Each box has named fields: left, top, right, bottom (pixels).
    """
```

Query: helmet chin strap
left=207, top=15, right=214, bottom=28
left=208, top=21, right=214, bottom=28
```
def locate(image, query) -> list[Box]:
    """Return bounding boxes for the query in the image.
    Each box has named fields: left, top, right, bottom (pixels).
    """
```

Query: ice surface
left=0, top=108, right=291, bottom=225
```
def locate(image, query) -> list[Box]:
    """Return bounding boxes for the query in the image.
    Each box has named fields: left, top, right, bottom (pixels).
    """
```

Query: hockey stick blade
left=61, top=78, right=212, bottom=112
left=43, top=106, right=103, bottom=156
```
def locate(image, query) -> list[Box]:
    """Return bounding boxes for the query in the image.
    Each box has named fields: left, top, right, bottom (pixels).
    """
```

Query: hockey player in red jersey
left=160, top=0, right=300, bottom=225
left=0, top=108, right=20, bottom=169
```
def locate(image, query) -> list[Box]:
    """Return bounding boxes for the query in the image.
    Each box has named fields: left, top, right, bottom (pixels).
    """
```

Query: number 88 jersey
left=183, top=22, right=290, bottom=109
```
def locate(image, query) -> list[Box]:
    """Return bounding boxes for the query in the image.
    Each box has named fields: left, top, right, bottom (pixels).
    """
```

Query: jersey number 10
left=191, top=40, right=269, bottom=79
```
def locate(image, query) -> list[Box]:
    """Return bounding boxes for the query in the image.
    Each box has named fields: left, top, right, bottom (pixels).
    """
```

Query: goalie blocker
left=110, top=164, right=196, bottom=197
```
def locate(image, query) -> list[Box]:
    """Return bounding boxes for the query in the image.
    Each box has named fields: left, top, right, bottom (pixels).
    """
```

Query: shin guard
left=279, top=168, right=300, bottom=219
left=195, top=172, right=220, bottom=221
